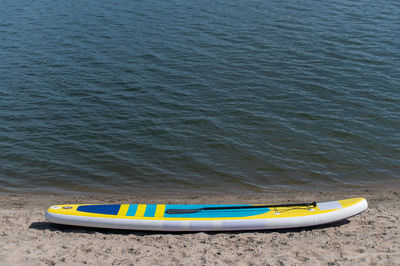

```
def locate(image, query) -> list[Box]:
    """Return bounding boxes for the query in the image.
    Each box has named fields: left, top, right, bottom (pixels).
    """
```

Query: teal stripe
left=144, top=204, right=157, bottom=217
left=126, top=204, right=138, bottom=216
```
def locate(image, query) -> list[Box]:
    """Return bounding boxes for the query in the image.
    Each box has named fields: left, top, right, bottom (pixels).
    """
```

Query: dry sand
left=0, top=187, right=399, bottom=265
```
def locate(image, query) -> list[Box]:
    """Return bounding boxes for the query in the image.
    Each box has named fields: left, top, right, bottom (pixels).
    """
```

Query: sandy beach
left=0, top=186, right=399, bottom=265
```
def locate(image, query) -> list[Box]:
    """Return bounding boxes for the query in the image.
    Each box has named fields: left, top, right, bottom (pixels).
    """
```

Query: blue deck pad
left=163, top=205, right=270, bottom=218
left=77, top=204, right=121, bottom=215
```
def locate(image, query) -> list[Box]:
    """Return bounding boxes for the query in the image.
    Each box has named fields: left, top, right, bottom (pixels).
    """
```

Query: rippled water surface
left=1, top=0, right=399, bottom=193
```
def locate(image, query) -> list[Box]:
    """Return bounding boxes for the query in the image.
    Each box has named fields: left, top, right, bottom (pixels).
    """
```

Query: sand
left=0, top=187, right=399, bottom=265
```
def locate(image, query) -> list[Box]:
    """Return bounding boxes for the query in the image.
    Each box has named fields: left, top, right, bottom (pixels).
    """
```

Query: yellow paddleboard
left=46, top=198, right=367, bottom=231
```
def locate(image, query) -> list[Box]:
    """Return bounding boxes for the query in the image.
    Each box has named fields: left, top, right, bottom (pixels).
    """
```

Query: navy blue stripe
left=77, top=204, right=120, bottom=215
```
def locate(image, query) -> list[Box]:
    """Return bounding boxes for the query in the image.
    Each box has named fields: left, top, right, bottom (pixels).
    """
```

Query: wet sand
left=0, top=186, right=399, bottom=265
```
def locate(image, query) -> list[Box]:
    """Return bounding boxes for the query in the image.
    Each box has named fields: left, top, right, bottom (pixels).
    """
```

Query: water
left=1, top=0, right=399, bottom=193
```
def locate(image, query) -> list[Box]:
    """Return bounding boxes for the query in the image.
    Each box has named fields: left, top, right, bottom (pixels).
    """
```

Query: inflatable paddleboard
left=46, top=198, right=367, bottom=231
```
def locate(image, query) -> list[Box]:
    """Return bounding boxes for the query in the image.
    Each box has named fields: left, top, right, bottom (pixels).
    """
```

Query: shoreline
left=2, top=181, right=398, bottom=198
left=1, top=186, right=399, bottom=265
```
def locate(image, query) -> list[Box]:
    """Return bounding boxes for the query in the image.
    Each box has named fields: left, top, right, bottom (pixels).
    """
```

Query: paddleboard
left=45, top=198, right=367, bottom=231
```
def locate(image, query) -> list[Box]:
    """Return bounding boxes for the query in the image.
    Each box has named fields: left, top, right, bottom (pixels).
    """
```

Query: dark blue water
left=1, top=0, right=399, bottom=193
